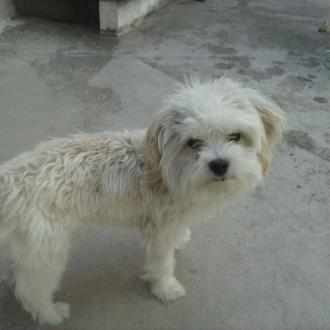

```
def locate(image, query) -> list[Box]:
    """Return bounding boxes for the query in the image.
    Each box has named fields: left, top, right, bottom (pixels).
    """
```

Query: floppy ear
left=247, top=90, right=285, bottom=174
left=145, top=108, right=184, bottom=168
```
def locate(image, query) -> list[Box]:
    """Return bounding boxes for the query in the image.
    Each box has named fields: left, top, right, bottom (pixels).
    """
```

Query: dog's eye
left=228, top=132, right=241, bottom=142
left=187, top=138, right=204, bottom=150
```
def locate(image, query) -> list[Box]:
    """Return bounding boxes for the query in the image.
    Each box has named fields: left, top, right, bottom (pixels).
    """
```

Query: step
left=99, top=0, right=169, bottom=36
left=11, top=0, right=170, bottom=35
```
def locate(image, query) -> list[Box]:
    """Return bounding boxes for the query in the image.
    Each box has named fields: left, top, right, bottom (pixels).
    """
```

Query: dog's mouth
left=213, top=175, right=227, bottom=182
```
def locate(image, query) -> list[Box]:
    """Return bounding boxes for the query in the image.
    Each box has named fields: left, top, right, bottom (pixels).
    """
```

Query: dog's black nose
left=209, top=159, right=229, bottom=176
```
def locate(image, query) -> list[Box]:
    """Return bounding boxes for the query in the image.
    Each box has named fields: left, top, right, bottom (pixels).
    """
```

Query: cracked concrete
left=0, top=0, right=330, bottom=329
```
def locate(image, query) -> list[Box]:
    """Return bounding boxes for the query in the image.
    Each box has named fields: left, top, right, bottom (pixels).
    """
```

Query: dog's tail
left=0, top=172, right=17, bottom=245
left=0, top=182, right=8, bottom=245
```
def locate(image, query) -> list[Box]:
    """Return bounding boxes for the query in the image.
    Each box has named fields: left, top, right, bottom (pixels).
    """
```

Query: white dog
left=0, top=78, right=284, bottom=324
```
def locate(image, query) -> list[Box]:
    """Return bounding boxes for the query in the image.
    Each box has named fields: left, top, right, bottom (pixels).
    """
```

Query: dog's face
left=146, top=78, right=284, bottom=197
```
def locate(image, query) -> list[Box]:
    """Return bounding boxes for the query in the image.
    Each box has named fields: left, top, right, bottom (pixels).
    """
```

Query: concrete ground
left=0, top=0, right=330, bottom=329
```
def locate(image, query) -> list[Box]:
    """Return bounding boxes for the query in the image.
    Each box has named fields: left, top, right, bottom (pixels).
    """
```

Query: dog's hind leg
left=10, top=218, right=71, bottom=325
left=142, top=226, right=186, bottom=303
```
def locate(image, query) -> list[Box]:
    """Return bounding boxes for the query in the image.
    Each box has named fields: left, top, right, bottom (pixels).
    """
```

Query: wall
left=0, top=0, right=14, bottom=18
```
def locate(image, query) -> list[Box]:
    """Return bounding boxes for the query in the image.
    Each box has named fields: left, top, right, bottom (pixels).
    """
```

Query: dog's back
left=0, top=130, right=147, bottom=242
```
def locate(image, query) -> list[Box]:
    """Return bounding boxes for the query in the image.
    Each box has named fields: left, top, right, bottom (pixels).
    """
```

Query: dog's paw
left=37, top=302, right=70, bottom=325
left=54, top=302, right=70, bottom=319
left=152, top=277, right=186, bottom=302
left=176, top=228, right=191, bottom=250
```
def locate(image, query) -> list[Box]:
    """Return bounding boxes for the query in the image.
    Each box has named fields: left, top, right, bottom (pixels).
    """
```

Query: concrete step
left=11, top=0, right=170, bottom=34
left=13, top=0, right=99, bottom=24
left=100, top=0, right=169, bottom=36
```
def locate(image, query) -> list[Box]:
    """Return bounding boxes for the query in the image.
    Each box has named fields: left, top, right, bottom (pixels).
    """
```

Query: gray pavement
left=0, top=1, right=330, bottom=329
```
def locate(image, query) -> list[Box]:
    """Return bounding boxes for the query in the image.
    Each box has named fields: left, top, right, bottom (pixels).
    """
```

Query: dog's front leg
left=142, top=227, right=186, bottom=302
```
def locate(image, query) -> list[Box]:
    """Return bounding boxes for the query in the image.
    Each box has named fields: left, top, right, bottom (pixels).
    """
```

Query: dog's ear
left=145, top=108, right=184, bottom=167
left=247, top=90, right=285, bottom=174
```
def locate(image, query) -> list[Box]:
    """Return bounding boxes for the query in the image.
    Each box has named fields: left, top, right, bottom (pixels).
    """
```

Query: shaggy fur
left=0, top=78, right=284, bottom=324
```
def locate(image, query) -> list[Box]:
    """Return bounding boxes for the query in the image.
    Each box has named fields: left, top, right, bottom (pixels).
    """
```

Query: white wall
left=0, top=0, right=15, bottom=19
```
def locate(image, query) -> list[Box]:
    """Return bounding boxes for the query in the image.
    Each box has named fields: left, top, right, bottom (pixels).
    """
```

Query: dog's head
left=145, top=78, right=285, bottom=197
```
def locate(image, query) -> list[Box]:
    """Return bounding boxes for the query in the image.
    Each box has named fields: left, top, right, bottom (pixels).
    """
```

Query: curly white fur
left=0, top=78, right=284, bottom=324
